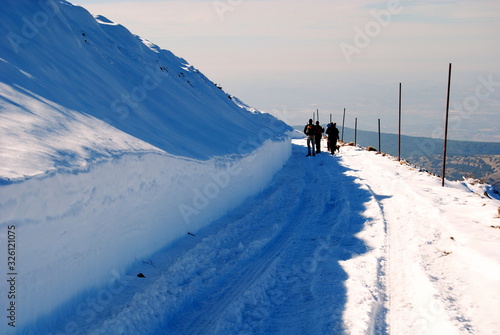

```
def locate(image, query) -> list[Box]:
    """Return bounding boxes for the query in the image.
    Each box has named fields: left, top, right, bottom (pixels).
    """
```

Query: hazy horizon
left=74, top=0, right=500, bottom=142
left=293, top=124, right=500, bottom=144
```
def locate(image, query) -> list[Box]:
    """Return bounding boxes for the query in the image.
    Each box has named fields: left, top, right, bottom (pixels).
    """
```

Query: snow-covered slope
left=0, top=0, right=291, bottom=333
left=0, top=0, right=290, bottom=181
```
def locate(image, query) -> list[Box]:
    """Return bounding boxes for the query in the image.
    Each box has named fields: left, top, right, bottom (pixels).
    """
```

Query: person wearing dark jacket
left=314, top=121, right=324, bottom=153
left=326, top=123, right=331, bottom=152
left=303, top=119, right=316, bottom=156
left=325, top=122, right=340, bottom=155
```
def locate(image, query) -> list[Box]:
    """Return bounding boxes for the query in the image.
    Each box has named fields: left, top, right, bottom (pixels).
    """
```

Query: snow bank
left=338, top=145, right=500, bottom=335
left=0, top=138, right=290, bottom=333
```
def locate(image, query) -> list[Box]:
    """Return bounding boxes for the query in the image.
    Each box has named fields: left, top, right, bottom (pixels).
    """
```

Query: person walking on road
left=325, top=122, right=340, bottom=155
left=315, top=121, right=324, bottom=153
left=304, top=119, right=316, bottom=157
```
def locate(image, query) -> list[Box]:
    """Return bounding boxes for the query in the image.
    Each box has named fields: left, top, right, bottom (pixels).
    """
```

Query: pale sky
left=73, top=0, right=500, bottom=142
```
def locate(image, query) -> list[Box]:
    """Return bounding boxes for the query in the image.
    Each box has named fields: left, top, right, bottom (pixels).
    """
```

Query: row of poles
left=311, top=63, right=453, bottom=187
left=312, top=109, right=378, bottom=150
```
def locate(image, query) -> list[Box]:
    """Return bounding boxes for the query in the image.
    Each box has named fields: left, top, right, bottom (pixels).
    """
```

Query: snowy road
left=47, top=140, right=380, bottom=335
left=155, top=143, right=379, bottom=335
left=46, top=139, right=499, bottom=335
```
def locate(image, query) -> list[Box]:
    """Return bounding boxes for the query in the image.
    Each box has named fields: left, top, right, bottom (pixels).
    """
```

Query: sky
left=72, top=0, right=500, bottom=142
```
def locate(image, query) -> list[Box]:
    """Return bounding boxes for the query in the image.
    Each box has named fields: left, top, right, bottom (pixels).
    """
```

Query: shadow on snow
left=23, top=143, right=388, bottom=335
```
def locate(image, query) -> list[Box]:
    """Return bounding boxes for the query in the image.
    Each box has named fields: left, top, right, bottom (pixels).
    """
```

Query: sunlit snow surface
left=14, top=141, right=499, bottom=335
left=0, top=0, right=290, bottom=182
left=0, top=0, right=499, bottom=334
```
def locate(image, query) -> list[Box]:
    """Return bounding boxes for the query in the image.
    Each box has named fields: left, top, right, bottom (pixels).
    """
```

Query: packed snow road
left=46, top=139, right=500, bottom=335
left=151, top=143, right=381, bottom=335
left=48, top=140, right=384, bottom=335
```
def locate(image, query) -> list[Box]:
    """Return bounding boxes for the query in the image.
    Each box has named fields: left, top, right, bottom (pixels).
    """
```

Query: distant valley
left=409, top=155, right=500, bottom=186
left=294, top=126, right=500, bottom=187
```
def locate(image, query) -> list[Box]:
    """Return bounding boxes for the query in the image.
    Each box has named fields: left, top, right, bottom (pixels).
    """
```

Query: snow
left=337, top=144, right=500, bottom=335
left=0, top=0, right=290, bottom=182
left=1, top=0, right=499, bottom=334
left=10, top=140, right=498, bottom=335
left=0, top=139, right=291, bottom=334
left=0, top=0, right=291, bottom=333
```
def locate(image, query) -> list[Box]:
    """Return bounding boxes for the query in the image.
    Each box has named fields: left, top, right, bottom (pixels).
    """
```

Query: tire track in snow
left=55, top=142, right=378, bottom=335
left=332, top=155, right=390, bottom=335
left=340, top=149, right=470, bottom=334
left=158, top=144, right=333, bottom=334
left=255, top=153, right=369, bottom=335
left=361, top=183, right=390, bottom=335
left=179, top=145, right=375, bottom=335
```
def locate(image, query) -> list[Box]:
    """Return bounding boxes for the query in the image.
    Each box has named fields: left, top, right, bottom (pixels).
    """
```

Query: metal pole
left=354, top=117, right=358, bottom=146
left=398, top=83, right=402, bottom=161
left=330, top=113, right=332, bottom=123
left=378, top=118, right=381, bottom=153
left=341, top=108, right=346, bottom=141
left=442, top=63, right=452, bottom=187
left=317, top=109, right=319, bottom=122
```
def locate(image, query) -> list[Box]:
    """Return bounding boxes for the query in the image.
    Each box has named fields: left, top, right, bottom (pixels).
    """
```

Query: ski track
left=340, top=148, right=492, bottom=335
left=48, top=141, right=383, bottom=335
left=343, top=152, right=455, bottom=335
left=150, top=143, right=373, bottom=334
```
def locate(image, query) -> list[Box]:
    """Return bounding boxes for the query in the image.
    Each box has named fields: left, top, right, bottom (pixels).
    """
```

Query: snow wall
left=0, top=138, right=291, bottom=333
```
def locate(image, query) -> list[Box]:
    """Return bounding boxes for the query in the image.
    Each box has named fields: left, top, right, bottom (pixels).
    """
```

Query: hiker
left=303, top=119, right=316, bottom=157
left=325, top=122, right=331, bottom=152
left=315, top=121, right=324, bottom=153
left=325, top=122, right=340, bottom=155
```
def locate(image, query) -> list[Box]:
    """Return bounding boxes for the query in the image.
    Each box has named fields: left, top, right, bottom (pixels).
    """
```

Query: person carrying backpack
left=315, top=121, right=324, bottom=153
left=325, top=122, right=340, bottom=155
left=303, top=119, right=316, bottom=157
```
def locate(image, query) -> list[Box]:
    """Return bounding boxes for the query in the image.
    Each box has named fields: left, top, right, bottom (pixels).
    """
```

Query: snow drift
left=0, top=0, right=291, bottom=332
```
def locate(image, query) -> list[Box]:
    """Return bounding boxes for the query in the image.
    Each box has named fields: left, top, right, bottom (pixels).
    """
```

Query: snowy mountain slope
left=26, top=141, right=500, bottom=335
left=0, top=0, right=290, bottom=181
left=0, top=0, right=292, bottom=333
